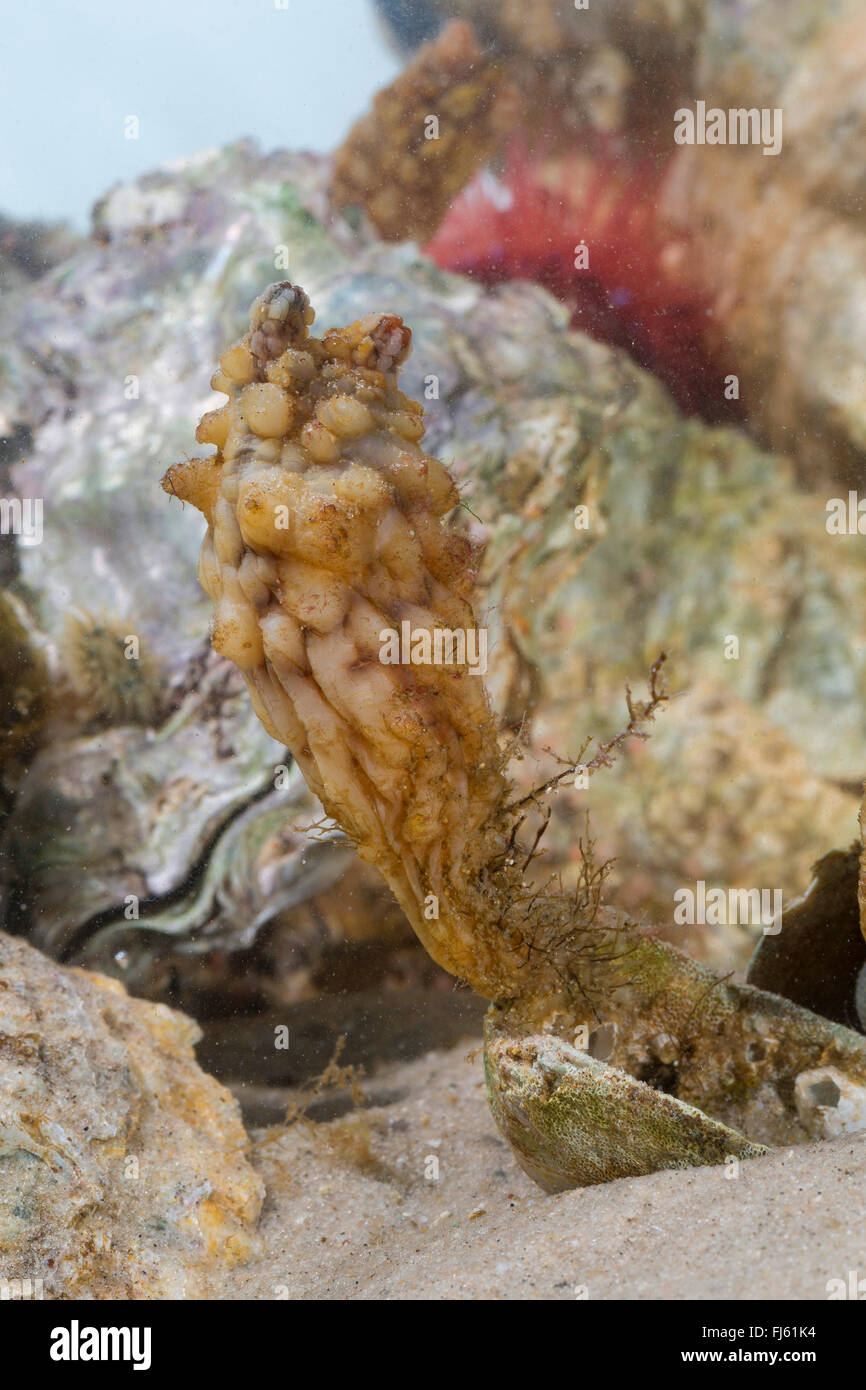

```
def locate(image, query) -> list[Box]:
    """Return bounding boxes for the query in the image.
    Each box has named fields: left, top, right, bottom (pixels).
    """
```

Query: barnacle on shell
left=63, top=610, right=163, bottom=726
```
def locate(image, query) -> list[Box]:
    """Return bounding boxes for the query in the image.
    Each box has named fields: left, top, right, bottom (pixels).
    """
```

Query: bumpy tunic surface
left=164, top=284, right=508, bottom=992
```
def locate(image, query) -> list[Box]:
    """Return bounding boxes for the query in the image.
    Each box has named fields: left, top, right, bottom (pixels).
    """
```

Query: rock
left=664, top=0, right=866, bottom=484
left=0, top=214, right=81, bottom=300
left=378, top=0, right=866, bottom=483
left=795, top=1067, right=866, bottom=1140
left=0, top=932, right=262, bottom=1298
left=748, top=848, right=866, bottom=1032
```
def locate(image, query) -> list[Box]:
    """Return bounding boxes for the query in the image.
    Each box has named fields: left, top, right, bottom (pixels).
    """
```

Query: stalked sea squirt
left=164, top=282, right=866, bottom=1190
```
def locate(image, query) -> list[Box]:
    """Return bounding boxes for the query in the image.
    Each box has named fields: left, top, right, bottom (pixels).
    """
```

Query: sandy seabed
left=221, top=1043, right=866, bottom=1301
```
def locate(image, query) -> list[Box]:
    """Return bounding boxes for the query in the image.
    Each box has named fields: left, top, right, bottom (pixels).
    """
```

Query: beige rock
left=0, top=932, right=263, bottom=1299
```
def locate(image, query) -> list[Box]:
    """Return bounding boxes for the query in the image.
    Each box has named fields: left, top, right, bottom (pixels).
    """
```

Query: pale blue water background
left=1, top=0, right=399, bottom=227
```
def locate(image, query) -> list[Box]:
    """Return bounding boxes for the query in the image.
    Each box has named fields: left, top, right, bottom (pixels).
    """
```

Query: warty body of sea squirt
left=163, top=282, right=508, bottom=995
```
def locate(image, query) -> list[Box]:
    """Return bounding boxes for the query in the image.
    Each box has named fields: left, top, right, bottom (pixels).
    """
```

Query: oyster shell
left=485, top=924, right=866, bottom=1190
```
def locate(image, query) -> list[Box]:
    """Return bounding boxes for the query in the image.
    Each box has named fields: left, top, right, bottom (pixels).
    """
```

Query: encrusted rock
left=332, top=20, right=518, bottom=243
left=0, top=932, right=263, bottom=1298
